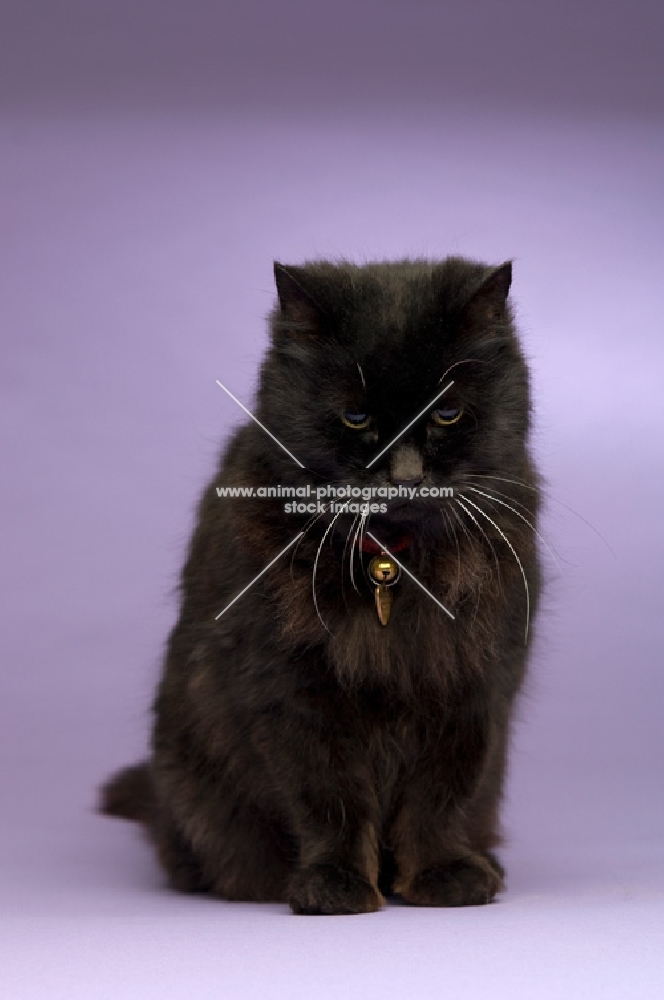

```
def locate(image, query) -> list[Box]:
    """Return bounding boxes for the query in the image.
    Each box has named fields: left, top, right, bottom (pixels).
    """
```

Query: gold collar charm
left=368, top=552, right=401, bottom=626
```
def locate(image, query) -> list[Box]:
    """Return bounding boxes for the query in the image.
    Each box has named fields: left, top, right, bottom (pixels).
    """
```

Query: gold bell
left=368, top=553, right=401, bottom=626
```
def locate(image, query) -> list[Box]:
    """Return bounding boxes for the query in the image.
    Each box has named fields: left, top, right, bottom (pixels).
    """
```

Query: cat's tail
left=99, top=761, right=154, bottom=825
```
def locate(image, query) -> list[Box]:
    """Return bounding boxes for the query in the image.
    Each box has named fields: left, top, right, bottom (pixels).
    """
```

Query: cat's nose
left=389, top=444, right=424, bottom=487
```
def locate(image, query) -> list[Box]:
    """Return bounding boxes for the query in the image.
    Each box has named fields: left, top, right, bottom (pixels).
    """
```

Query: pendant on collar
left=368, top=553, right=401, bottom=626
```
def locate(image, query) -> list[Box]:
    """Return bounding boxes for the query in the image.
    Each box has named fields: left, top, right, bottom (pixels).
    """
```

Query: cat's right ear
left=461, top=262, right=513, bottom=329
left=273, top=262, right=322, bottom=337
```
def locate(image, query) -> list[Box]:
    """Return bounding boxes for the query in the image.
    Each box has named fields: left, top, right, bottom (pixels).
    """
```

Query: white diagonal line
left=215, top=531, right=304, bottom=620
left=366, top=532, right=455, bottom=620
left=216, top=379, right=305, bottom=468
left=365, top=380, right=454, bottom=469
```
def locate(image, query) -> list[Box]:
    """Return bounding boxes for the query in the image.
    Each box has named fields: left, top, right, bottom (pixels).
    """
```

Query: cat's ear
left=273, top=262, right=324, bottom=335
left=462, top=262, right=512, bottom=326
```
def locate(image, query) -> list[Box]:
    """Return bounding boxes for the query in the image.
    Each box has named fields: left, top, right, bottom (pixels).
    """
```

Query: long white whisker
left=356, top=508, right=369, bottom=583
left=447, top=504, right=482, bottom=626
left=289, top=507, right=328, bottom=581
left=359, top=507, right=368, bottom=551
left=460, top=494, right=530, bottom=644
left=312, top=502, right=350, bottom=634
left=455, top=497, right=502, bottom=586
left=466, top=486, right=562, bottom=572
left=361, top=507, right=372, bottom=551
left=448, top=500, right=474, bottom=549
left=437, top=358, right=491, bottom=384
left=341, top=512, right=360, bottom=602
left=464, top=479, right=537, bottom=516
left=465, top=473, right=615, bottom=556
left=349, top=510, right=365, bottom=594
left=443, top=507, right=462, bottom=592
left=343, top=511, right=359, bottom=569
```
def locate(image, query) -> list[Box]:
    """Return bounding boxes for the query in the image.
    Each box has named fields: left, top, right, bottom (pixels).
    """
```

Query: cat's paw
left=289, top=863, right=384, bottom=915
left=399, top=854, right=504, bottom=907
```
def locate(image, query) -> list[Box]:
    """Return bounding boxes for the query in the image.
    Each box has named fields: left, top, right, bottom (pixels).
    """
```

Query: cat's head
left=256, top=258, right=532, bottom=542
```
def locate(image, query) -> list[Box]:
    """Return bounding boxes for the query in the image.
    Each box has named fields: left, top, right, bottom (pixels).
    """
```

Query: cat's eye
left=431, top=405, right=463, bottom=426
left=341, top=411, right=371, bottom=429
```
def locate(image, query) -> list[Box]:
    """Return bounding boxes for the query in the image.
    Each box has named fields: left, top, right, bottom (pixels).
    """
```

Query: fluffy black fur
left=101, top=257, right=541, bottom=914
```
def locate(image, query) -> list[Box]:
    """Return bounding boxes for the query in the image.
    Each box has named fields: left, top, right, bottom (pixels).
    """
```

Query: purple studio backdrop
left=1, top=2, right=663, bottom=998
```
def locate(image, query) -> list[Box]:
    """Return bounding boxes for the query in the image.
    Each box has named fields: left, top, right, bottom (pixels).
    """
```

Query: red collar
left=358, top=532, right=413, bottom=555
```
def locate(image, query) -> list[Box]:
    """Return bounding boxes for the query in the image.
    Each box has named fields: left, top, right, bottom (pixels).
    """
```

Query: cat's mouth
left=327, top=513, right=425, bottom=554
left=317, top=500, right=452, bottom=557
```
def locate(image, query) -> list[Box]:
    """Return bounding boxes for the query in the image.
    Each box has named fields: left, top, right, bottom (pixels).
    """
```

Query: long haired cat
left=101, top=257, right=541, bottom=914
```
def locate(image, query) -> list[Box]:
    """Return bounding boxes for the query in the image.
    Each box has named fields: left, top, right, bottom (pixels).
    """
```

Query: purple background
left=2, top=2, right=663, bottom=997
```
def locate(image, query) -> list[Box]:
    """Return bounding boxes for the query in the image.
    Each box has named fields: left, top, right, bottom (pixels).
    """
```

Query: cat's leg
left=287, top=776, right=384, bottom=915
left=153, top=735, right=381, bottom=909
left=390, top=692, right=505, bottom=907
left=152, top=775, right=297, bottom=903
left=154, top=815, right=212, bottom=894
left=206, top=801, right=296, bottom=903
left=390, top=795, right=504, bottom=907
left=288, top=827, right=383, bottom=916
left=462, top=714, right=512, bottom=881
left=255, top=710, right=384, bottom=915
left=149, top=714, right=298, bottom=903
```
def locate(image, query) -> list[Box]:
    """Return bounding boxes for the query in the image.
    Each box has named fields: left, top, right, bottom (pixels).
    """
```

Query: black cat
left=101, top=257, right=541, bottom=914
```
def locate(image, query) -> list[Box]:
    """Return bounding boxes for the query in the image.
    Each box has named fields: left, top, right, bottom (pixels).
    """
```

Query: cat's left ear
left=273, top=262, right=324, bottom=335
left=463, top=262, right=512, bottom=326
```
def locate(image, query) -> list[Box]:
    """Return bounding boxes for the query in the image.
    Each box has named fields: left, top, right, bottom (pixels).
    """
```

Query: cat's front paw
left=289, top=863, right=384, bottom=915
left=398, top=854, right=504, bottom=907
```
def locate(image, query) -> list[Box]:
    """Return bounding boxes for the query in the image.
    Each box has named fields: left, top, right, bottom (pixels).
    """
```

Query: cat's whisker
left=312, top=503, right=350, bottom=634
left=454, top=497, right=503, bottom=589
left=459, top=493, right=530, bottom=644
left=437, top=358, right=492, bottom=384
left=452, top=497, right=501, bottom=626
left=359, top=509, right=372, bottom=585
left=445, top=503, right=483, bottom=624
left=447, top=500, right=475, bottom=552
left=463, top=478, right=537, bottom=515
left=466, top=472, right=536, bottom=491
left=465, top=485, right=563, bottom=573
left=442, top=507, right=462, bottom=593
left=349, top=511, right=365, bottom=594
left=361, top=507, right=372, bottom=554
left=350, top=507, right=370, bottom=593
left=465, top=474, right=615, bottom=556
left=289, top=508, right=328, bottom=582
left=341, top=512, right=360, bottom=602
